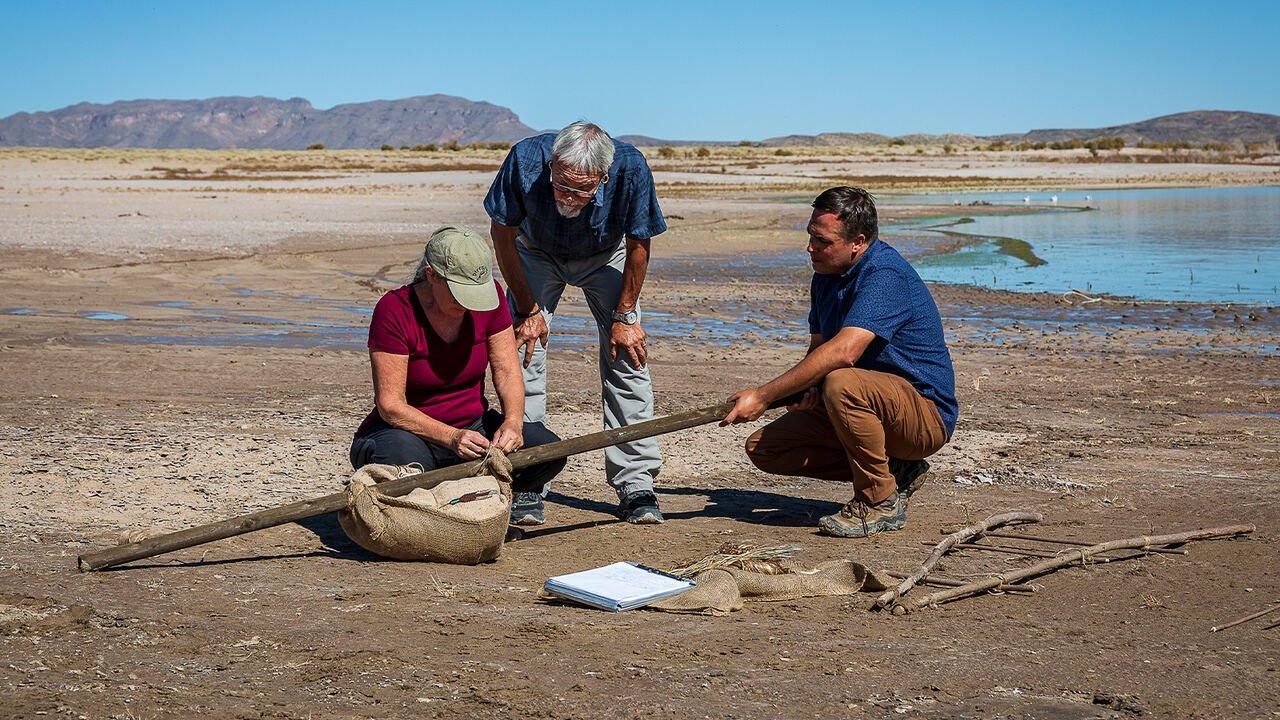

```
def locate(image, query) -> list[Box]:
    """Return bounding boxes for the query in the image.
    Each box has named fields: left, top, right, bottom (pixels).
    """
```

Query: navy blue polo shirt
left=483, top=133, right=667, bottom=258
left=809, top=239, right=958, bottom=436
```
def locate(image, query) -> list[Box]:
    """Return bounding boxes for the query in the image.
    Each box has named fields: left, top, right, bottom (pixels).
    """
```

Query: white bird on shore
left=1051, top=195, right=1059, bottom=203
left=1085, top=195, right=1092, bottom=201
left=1023, top=196, right=1030, bottom=203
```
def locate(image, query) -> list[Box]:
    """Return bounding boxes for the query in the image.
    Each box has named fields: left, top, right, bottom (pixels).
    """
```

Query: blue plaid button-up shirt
left=483, top=133, right=667, bottom=258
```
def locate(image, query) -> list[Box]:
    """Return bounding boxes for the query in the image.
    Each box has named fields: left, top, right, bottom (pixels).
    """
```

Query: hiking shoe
left=818, top=493, right=906, bottom=538
left=889, top=458, right=930, bottom=503
left=618, top=491, right=665, bottom=525
left=509, top=491, right=545, bottom=526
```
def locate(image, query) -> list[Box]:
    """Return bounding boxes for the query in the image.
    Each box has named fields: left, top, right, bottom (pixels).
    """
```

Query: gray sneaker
left=509, top=491, right=545, bottom=526
left=618, top=491, right=665, bottom=525
left=817, top=493, right=906, bottom=538
left=889, top=458, right=930, bottom=503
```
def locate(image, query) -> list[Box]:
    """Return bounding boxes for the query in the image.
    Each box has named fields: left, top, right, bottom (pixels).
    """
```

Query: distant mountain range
left=759, top=132, right=979, bottom=148
left=0, top=95, right=535, bottom=149
left=0, top=97, right=1276, bottom=150
left=765, top=111, right=1280, bottom=147
left=991, top=110, right=1280, bottom=145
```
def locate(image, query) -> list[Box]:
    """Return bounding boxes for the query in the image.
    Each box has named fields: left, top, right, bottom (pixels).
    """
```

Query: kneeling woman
left=350, top=225, right=564, bottom=524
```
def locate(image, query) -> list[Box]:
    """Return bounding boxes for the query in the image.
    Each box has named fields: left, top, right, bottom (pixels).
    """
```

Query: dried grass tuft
left=670, top=541, right=802, bottom=578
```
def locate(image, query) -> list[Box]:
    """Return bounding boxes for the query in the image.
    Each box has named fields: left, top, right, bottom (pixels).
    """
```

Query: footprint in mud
left=0, top=593, right=94, bottom=633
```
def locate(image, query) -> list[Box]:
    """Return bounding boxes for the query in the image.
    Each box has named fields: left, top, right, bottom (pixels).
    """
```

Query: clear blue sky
left=2, top=1, right=1278, bottom=140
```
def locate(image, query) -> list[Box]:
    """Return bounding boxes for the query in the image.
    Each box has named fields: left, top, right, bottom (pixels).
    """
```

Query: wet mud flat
left=1, top=159, right=1278, bottom=718
left=2, top=251, right=1277, bottom=720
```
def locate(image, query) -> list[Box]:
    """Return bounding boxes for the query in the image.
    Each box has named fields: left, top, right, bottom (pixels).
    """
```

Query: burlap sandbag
left=648, top=560, right=895, bottom=616
left=338, top=450, right=514, bottom=564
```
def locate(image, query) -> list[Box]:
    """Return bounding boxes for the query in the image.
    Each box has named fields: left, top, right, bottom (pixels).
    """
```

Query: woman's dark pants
left=349, top=410, right=565, bottom=493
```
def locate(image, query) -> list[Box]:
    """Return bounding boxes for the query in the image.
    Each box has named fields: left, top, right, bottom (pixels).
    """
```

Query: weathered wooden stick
left=1210, top=602, right=1280, bottom=633
left=923, top=540, right=1062, bottom=559
left=79, top=400, right=752, bottom=572
left=873, top=511, right=1043, bottom=609
left=885, top=570, right=1039, bottom=594
left=930, top=540, right=1175, bottom=562
left=893, top=523, right=1256, bottom=615
left=968, top=530, right=1187, bottom=555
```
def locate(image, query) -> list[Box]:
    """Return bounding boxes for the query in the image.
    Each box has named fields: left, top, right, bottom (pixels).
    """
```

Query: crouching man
left=722, top=186, right=957, bottom=538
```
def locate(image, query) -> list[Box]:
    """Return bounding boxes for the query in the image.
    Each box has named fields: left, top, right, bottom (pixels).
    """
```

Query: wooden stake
left=884, top=570, right=1039, bottom=595
left=893, top=523, right=1256, bottom=614
left=929, top=540, right=1176, bottom=562
left=967, top=530, right=1187, bottom=556
left=79, top=400, right=751, bottom=572
left=1210, top=602, right=1280, bottom=633
left=873, top=511, right=1043, bottom=610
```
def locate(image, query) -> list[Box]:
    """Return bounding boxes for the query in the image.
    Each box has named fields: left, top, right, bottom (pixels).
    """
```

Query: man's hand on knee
left=515, top=312, right=549, bottom=368
left=609, top=320, right=647, bottom=368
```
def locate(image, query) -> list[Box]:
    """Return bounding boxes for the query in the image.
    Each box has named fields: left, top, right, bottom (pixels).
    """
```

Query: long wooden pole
left=892, top=523, right=1255, bottom=614
left=973, top=530, right=1186, bottom=555
left=884, top=570, right=1039, bottom=595
left=1210, top=603, right=1280, bottom=633
left=873, top=511, right=1042, bottom=610
left=79, top=401, right=747, bottom=572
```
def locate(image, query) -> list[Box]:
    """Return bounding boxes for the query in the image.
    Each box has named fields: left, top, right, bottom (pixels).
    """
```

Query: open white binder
left=543, top=561, right=696, bottom=612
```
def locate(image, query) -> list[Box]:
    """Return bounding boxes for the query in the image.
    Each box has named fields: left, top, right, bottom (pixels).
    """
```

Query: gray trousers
left=511, top=236, right=661, bottom=498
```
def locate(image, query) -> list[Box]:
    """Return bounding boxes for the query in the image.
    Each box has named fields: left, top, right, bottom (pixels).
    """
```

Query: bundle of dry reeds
left=670, top=542, right=802, bottom=578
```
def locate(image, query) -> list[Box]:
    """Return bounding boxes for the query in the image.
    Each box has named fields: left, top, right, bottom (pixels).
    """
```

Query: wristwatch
left=611, top=309, right=639, bottom=325
left=513, top=304, right=541, bottom=320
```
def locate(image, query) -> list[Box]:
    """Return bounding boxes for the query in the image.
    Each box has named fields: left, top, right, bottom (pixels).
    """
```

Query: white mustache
left=556, top=201, right=583, bottom=218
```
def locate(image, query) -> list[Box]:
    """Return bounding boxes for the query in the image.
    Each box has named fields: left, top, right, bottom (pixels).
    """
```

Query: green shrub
left=657, top=146, right=676, bottom=159
left=774, top=148, right=793, bottom=156
left=943, top=144, right=955, bottom=154
left=888, top=138, right=906, bottom=146
left=380, top=144, right=394, bottom=151
left=738, top=140, right=752, bottom=147
left=306, top=143, right=325, bottom=150
left=487, top=141, right=511, bottom=151
left=1092, top=136, right=1125, bottom=151
left=695, top=146, right=710, bottom=158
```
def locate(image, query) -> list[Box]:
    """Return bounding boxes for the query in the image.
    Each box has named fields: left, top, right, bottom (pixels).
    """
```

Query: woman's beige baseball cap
left=425, top=225, right=499, bottom=311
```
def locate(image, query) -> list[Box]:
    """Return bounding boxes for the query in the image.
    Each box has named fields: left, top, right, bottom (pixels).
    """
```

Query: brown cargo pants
left=745, top=368, right=949, bottom=504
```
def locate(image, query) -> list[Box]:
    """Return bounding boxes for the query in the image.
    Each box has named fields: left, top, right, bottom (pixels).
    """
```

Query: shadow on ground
left=542, top=486, right=840, bottom=529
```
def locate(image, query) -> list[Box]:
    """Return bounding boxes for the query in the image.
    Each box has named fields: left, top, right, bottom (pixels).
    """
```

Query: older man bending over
left=723, top=187, right=957, bottom=538
left=486, top=121, right=667, bottom=525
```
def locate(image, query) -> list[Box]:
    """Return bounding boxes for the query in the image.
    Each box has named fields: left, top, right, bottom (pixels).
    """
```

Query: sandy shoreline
left=1, top=149, right=1277, bottom=719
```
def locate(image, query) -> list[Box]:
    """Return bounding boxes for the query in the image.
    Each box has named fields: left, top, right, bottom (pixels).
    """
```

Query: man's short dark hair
left=811, top=186, right=878, bottom=242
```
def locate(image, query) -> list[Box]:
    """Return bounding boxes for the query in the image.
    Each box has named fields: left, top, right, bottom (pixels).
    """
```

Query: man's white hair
left=551, top=121, right=614, bottom=176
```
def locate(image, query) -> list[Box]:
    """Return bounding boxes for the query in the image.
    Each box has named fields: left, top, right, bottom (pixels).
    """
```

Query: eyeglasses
left=548, top=162, right=608, bottom=199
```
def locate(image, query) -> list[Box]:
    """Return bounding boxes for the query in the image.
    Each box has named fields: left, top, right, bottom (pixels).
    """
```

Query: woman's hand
left=450, top=428, right=491, bottom=459
left=491, top=421, right=524, bottom=453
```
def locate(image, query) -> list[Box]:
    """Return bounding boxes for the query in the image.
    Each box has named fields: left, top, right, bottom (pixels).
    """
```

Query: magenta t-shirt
left=358, top=282, right=513, bottom=433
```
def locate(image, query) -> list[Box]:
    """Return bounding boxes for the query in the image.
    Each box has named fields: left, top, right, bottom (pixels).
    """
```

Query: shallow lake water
left=902, top=186, right=1280, bottom=305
